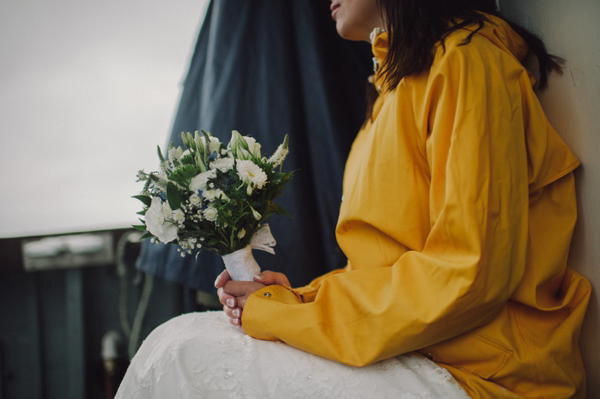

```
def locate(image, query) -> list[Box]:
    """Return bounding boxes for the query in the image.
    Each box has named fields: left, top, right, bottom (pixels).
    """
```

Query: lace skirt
left=116, top=312, right=470, bottom=399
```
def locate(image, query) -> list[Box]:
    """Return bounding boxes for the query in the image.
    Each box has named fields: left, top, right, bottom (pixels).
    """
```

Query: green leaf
left=136, top=209, right=147, bottom=216
left=132, top=195, right=152, bottom=207
left=201, top=130, right=212, bottom=160
left=132, top=224, right=147, bottom=231
left=140, top=232, right=154, bottom=240
left=271, top=203, right=292, bottom=218
left=167, top=182, right=182, bottom=209
left=169, top=164, right=203, bottom=188
left=180, top=153, right=195, bottom=165
left=157, top=145, right=166, bottom=163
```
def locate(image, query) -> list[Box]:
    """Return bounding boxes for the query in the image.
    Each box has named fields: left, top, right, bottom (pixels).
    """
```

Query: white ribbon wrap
left=221, top=224, right=276, bottom=281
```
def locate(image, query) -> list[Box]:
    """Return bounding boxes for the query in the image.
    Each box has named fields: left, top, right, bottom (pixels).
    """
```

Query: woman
left=118, top=1, right=591, bottom=398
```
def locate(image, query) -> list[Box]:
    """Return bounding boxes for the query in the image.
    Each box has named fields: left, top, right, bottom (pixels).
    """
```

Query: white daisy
left=236, top=160, right=267, bottom=188
left=203, top=207, right=218, bottom=222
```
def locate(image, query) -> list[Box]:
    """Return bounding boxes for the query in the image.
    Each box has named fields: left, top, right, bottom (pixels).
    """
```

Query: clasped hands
left=215, top=270, right=290, bottom=331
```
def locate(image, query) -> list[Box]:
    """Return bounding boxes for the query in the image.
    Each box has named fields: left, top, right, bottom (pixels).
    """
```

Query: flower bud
left=251, top=206, right=261, bottom=220
left=180, top=132, right=190, bottom=148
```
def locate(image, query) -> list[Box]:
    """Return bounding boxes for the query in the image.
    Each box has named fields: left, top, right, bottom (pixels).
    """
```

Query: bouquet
left=133, top=130, right=293, bottom=280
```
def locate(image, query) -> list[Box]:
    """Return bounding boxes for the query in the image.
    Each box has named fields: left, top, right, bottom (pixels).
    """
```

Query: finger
left=254, top=271, right=290, bottom=287
left=237, top=296, right=248, bottom=309
left=214, top=270, right=231, bottom=288
left=217, top=287, right=236, bottom=308
left=230, top=317, right=241, bottom=326
left=222, top=281, right=264, bottom=297
left=223, top=305, right=242, bottom=319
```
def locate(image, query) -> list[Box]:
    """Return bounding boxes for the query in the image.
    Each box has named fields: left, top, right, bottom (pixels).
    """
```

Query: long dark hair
left=365, top=0, right=564, bottom=121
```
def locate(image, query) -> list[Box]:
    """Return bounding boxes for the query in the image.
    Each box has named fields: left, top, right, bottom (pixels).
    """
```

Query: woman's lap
left=116, top=312, right=469, bottom=399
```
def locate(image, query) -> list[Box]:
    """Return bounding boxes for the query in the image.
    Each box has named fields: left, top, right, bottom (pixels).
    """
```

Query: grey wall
left=501, top=1, right=600, bottom=397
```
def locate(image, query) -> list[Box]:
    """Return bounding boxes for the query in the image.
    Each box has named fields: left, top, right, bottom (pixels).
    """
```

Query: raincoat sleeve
left=292, top=267, right=349, bottom=302
left=242, top=40, right=533, bottom=367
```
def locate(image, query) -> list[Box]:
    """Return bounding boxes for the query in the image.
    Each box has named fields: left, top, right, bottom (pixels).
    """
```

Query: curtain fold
left=135, top=0, right=372, bottom=293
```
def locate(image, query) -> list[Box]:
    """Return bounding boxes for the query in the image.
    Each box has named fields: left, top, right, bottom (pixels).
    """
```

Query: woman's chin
left=335, top=24, right=369, bottom=42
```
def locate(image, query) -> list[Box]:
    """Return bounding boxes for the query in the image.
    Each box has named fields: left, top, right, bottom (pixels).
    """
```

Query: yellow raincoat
left=243, top=16, right=591, bottom=399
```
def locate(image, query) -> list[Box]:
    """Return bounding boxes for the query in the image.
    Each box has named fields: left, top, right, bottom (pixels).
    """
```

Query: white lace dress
left=115, top=312, right=470, bottom=399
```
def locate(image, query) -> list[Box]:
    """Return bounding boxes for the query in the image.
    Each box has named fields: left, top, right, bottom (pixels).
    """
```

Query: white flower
left=172, top=209, right=185, bottom=223
left=210, top=157, right=235, bottom=173
left=236, top=160, right=267, bottom=188
left=195, top=132, right=221, bottom=154
left=203, top=206, right=218, bottom=222
left=189, top=169, right=216, bottom=192
left=229, top=130, right=261, bottom=160
left=136, top=170, right=148, bottom=182
left=268, top=134, right=289, bottom=168
left=161, top=201, right=172, bottom=218
left=145, top=197, right=178, bottom=243
left=207, top=137, right=222, bottom=154
left=189, top=193, right=202, bottom=206
left=203, top=188, right=228, bottom=202
left=268, top=143, right=289, bottom=168
left=168, top=146, right=184, bottom=164
left=152, top=173, right=169, bottom=191
left=250, top=206, right=261, bottom=220
left=243, top=136, right=260, bottom=158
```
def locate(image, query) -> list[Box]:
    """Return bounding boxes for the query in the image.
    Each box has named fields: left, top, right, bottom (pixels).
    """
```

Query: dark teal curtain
left=135, top=0, right=372, bottom=295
